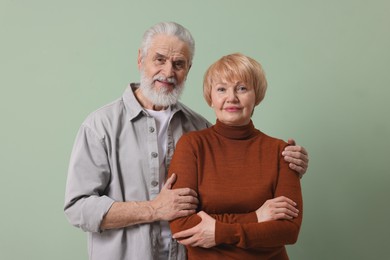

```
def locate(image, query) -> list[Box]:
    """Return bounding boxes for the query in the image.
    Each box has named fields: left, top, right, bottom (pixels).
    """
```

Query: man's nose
left=162, top=62, right=174, bottom=77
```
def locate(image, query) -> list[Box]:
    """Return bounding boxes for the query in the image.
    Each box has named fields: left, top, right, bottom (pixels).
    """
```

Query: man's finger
left=178, top=196, right=199, bottom=205
left=283, top=146, right=308, bottom=156
left=284, top=153, right=309, bottom=168
left=287, top=138, right=296, bottom=146
left=163, top=173, right=176, bottom=189
left=176, top=209, right=197, bottom=218
left=177, top=187, right=198, bottom=197
left=289, top=163, right=305, bottom=176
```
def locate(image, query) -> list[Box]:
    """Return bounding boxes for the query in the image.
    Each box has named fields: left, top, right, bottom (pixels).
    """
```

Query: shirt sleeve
left=64, top=124, right=114, bottom=233
left=214, top=144, right=303, bottom=249
left=168, top=136, right=259, bottom=235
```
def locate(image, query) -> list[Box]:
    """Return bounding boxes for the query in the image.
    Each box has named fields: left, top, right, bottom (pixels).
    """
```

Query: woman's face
left=210, top=80, right=256, bottom=126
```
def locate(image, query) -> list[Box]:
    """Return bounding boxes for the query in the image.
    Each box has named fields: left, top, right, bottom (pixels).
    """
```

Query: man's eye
left=173, top=61, right=185, bottom=70
left=155, top=57, right=166, bottom=64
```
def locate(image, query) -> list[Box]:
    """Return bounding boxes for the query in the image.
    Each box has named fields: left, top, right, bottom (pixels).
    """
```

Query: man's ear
left=184, top=63, right=192, bottom=80
left=137, top=49, right=143, bottom=70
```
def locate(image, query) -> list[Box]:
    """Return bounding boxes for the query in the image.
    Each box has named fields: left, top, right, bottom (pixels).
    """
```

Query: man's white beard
left=139, top=71, right=185, bottom=107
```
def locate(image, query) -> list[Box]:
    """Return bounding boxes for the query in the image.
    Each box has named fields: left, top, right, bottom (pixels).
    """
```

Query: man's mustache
left=153, top=75, right=177, bottom=85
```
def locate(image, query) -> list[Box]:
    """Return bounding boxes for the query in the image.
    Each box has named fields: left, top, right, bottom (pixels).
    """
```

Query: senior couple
left=64, top=22, right=308, bottom=260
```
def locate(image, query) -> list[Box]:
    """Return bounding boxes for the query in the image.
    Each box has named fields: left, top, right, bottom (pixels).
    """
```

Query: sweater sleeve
left=209, top=212, right=258, bottom=224
left=169, top=136, right=259, bottom=235
left=168, top=135, right=201, bottom=233
left=214, top=144, right=303, bottom=248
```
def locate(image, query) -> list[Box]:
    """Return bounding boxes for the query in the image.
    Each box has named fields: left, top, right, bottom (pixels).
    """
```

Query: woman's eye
left=217, top=88, right=226, bottom=92
left=237, top=85, right=247, bottom=92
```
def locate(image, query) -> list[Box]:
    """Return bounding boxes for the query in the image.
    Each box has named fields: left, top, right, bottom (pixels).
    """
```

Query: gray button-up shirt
left=64, top=84, right=211, bottom=260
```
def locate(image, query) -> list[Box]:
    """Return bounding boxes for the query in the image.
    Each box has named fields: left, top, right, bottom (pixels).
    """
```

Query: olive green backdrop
left=1, top=0, right=389, bottom=259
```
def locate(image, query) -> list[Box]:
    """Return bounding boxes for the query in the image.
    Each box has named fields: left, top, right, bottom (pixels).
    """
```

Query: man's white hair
left=140, top=22, right=195, bottom=65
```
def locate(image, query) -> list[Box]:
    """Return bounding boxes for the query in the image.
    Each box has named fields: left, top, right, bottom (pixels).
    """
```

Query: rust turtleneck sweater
left=169, top=120, right=303, bottom=260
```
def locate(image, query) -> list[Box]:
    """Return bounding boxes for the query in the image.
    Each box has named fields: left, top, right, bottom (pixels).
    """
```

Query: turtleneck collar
left=212, top=119, right=258, bottom=140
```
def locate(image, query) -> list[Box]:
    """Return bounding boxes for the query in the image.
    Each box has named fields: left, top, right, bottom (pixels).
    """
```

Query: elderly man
left=64, top=22, right=309, bottom=260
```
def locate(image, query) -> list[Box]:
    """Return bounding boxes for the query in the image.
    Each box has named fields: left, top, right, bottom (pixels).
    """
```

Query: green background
left=1, top=0, right=389, bottom=259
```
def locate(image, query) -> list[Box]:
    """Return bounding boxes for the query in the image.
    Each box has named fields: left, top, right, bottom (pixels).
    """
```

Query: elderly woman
left=168, top=53, right=303, bottom=259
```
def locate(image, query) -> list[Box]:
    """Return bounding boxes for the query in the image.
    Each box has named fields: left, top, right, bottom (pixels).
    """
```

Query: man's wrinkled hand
left=282, top=138, right=309, bottom=177
left=150, top=174, right=199, bottom=221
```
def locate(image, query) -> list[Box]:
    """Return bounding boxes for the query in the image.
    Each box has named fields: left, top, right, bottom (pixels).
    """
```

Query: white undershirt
left=146, top=107, right=172, bottom=259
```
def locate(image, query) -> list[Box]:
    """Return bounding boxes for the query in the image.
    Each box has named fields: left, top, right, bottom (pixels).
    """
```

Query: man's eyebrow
left=153, top=52, right=188, bottom=64
left=154, top=52, right=166, bottom=59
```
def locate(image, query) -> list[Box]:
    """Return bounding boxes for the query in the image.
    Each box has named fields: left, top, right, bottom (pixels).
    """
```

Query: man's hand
left=172, top=211, right=216, bottom=248
left=282, top=138, right=309, bottom=177
left=256, top=196, right=299, bottom=222
left=150, top=174, right=199, bottom=221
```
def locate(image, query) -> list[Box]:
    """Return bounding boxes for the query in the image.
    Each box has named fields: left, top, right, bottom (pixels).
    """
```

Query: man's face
left=138, top=34, right=191, bottom=107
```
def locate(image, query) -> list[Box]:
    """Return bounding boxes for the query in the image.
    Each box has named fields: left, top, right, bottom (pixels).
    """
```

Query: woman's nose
left=226, top=90, right=238, bottom=103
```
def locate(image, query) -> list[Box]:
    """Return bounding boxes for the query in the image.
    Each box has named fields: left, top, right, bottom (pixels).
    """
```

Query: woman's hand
left=172, top=196, right=299, bottom=248
left=256, top=196, right=299, bottom=222
left=172, top=211, right=216, bottom=248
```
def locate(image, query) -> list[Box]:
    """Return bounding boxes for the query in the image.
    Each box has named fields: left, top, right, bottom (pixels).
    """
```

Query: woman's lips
left=224, top=106, right=241, bottom=112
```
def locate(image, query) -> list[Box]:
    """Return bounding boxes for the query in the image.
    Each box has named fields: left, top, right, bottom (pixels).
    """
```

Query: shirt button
left=151, top=180, right=159, bottom=187
left=149, top=127, right=155, bottom=133
left=151, top=152, right=158, bottom=158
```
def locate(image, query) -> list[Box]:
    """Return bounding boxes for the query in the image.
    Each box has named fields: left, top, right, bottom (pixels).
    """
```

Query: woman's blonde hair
left=203, top=53, right=267, bottom=106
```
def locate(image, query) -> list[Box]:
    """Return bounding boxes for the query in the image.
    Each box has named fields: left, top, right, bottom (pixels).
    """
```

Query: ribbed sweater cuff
left=215, top=221, right=240, bottom=245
